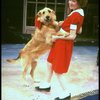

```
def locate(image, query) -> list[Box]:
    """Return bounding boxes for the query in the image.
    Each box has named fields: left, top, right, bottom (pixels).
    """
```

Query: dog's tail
left=6, top=54, right=21, bottom=64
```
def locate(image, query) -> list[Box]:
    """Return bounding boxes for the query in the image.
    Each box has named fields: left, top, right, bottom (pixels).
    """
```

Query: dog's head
left=35, top=7, right=57, bottom=29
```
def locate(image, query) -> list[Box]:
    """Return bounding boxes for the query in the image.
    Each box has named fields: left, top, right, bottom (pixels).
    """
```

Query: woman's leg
left=46, top=62, right=53, bottom=82
left=35, top=62, right=53, bottom=89
left=55, top=73, right=71, bottom=99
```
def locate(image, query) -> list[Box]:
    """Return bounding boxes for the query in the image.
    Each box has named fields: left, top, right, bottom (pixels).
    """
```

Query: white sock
left=59, top=91, right=70, bottom=99
left=39, top=82, right=51, bottom=88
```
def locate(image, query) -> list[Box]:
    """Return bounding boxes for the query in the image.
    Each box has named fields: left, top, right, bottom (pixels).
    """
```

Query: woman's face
left=68, top=0, right=79, bottom=10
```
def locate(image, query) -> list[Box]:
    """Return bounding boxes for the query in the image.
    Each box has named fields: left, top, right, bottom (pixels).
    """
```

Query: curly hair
left=77, top=0, right=88, bottom=8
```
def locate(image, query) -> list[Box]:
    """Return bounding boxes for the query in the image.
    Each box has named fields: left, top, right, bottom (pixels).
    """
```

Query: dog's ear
left=35, top=10, right=42, bottom=29
left=37, top=10, right=42, bottom=18
left=35, top=16, right=42, bottom=29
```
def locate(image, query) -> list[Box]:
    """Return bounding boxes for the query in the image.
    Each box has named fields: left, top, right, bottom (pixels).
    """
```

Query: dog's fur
left=6, top=7, right=60, bottom=80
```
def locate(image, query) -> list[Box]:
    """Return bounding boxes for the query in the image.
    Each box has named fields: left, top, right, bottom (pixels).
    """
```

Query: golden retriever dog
left=6, top=7, right=61, bottom=81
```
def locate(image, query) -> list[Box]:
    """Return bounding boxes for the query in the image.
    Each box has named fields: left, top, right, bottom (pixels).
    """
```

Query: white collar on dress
left=68, top=9, right=84, bottom=16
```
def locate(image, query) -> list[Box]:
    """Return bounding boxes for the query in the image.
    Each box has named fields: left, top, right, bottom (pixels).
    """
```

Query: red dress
left=47, top=9, right=84, bottom=74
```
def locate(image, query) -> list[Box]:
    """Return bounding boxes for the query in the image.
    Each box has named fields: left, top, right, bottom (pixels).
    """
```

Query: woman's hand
left=51, top=35, right=58, bottom=42
left=58, top=21, right=64, bottom=27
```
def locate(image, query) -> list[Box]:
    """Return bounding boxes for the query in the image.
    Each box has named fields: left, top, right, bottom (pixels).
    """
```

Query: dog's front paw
left=46, top=40, right=52, bottom=45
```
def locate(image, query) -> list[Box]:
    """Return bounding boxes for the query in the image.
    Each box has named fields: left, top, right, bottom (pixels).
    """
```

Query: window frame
left=23, top=0, right=67, bottom=34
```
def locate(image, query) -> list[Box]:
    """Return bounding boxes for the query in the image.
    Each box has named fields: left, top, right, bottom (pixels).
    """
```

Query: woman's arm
left=58, top=21, right=64, bottom=27
left=56, top=28, right=70, bottom=36
left=52, top=28, right=77, bottom=42
left=63, top=30, right=77, bottom=40
left=77, top=27, right=82, bottom=34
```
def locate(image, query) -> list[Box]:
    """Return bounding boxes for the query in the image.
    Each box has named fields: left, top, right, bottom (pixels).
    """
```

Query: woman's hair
left=66, top=0, right=88, bottom=15
left=77, top=0, right=88, bottom=8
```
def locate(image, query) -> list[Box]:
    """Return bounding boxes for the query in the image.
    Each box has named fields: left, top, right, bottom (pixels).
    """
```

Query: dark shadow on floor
left=81, top=94, right=99, bottom=100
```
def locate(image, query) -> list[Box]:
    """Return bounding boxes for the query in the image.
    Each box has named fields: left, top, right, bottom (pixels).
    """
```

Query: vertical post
left=64, top=0, right=68, bottom=19
left=55, top=0, right=57, bottom=12
left=23, top=0, right=27, bottom=33
left=35, top=0, right=38, bottom=15
left=45, top=0, right=47, bottom=7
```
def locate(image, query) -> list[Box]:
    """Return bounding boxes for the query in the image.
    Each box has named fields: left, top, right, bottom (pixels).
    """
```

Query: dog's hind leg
left=22, top=64, right=30, bottom=80
left=30, top=61, right=37, bottom=79
left=20, top=57, right=30, bottom=80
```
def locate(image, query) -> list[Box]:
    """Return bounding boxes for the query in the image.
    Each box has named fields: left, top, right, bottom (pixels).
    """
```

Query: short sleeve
left=61, top=12, right=84, bottom=33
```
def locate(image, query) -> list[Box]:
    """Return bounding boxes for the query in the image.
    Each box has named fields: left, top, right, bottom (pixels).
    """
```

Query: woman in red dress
left=35, top=0, right=88, bottom=99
